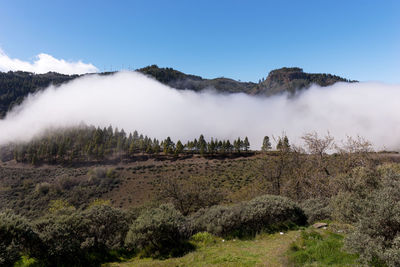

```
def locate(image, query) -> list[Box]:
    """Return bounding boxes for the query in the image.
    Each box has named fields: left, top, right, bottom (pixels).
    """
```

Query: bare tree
left=302, top=132, right=335, bottom=176
left=158, top=176, right=225, bottom=215
left=335, top=135, right=374, bottom=173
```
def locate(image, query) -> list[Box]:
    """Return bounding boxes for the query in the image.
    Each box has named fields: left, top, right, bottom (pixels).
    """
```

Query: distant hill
left=0, top=66, right=355, bottom=118
left=250, top=67, right=356, bottom=96
left=137, top=65, right=256, bottom=94
left=0, top=71, right=79, bottom=118
left=138, top=65, right=356, bottom=95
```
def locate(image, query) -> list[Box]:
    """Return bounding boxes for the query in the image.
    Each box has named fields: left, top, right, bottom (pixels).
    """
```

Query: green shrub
left=190, top=204, right=242, bottom=237
left=125, top=203, right=191, bottom=258
left=32, top=213, right=91, bottom=266
left=0, top=210, right=40, bottom=266
left=330, top=167, right=380, bottom=223
left=48, top=199, right=76, bottom=214
left=345, top=166, right=400, bottom=266
left=241, top=194, right=306, bottom=234
left=191, top=194, right=306, bottom=238
left=81, top=205, right=130, bottom=253
left=300, top=198, right=331, bottom=224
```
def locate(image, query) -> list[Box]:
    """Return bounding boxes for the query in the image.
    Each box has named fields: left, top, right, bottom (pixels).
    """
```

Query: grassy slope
left=106, top=231, right=300, bottom=267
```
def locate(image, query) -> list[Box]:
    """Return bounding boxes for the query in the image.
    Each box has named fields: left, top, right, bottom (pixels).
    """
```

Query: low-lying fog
left=1, top=71, right=399, bottom=150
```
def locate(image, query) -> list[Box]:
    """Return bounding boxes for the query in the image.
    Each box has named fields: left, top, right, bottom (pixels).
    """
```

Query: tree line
left=8, top=125, right=280, bottom=165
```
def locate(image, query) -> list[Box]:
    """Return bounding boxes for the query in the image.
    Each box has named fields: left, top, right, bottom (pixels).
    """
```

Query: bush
left=32, top=213, right=91, bottom=266
left=35, top=182, right=51, bottom=195
left=125, top=203, right=191, bottom=258
left=88, top=167, right=107, bottom=179
left=241, top=194, right=306, bottom=234
left=48, top=199, right=76, bottom=214
left=190, top=204, right=242, bottom=237
left=57, top=176, right=78, bottom=191
left=81, top=205, right=130, bottom=253
left=345, top=165, right=400, bottom=266
left=300, top=198, right=331, bottom=224
left=0, top=210, right=40, bottom=266
left=330, top=167, right=380, bottom=223
left=191, top=194, right=306, bottom=238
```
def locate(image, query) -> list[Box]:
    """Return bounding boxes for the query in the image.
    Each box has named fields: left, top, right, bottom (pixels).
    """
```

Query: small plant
left=190, top=232, right=218, bottom=247
left=35, top=182, right=51, bottom=195
left=289, top=230, right=358, bottom=266
left=48, top=199, right=76, bottom=214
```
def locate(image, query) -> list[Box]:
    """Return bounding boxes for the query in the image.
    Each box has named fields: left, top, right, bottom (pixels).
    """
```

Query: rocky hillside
left=250, top=67, right=356, bottom=96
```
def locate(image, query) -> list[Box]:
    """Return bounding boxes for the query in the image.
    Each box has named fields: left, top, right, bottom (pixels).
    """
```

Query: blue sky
left=0, top=0, right=399, bottom=82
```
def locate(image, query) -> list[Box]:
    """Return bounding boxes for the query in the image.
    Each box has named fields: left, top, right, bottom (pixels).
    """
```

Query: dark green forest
left=0, top=71, right=78, bottom=118
left=5, top=125, right=254, bottom=165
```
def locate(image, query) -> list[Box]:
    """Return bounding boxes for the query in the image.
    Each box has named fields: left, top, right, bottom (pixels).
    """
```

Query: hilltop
left=0, top=66, right=355, bottom=118
left=250, top=67, right=355, bottom=96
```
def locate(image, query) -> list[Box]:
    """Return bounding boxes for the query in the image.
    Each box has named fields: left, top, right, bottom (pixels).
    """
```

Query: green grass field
left=104, top=226, right=359, bottom=267
left=106, top=231, right=299, bottom=267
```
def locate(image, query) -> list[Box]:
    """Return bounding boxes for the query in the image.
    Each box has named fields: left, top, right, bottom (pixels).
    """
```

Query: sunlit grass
left=288, top=229, right=359, bottom=267
left=105, top=231, right=300, bottom=267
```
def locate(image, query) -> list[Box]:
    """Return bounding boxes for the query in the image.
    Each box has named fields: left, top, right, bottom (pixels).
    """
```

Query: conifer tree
left=243, top=137, right=250, bottom=152
left=175, top=140, right=184, bottom=156
left=261, top=136, right=272, bottom=152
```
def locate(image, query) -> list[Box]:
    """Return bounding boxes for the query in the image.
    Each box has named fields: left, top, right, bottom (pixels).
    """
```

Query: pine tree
left=163, top=137, right=175, bottom=155
left=283, top=136, right=290, bottom=151
left=277, top=135, right=290, bottom=152
left=198, top=135, right=207, bottom=156
left=276, top=138, right=283, bottom=150
left=153, top=139, right=160, bottom=155
left=175, top=140, right=184, bottom=156
left=243, top=137, right=250, bottom=152
left=226, top=140, right=232, bottom=153
left=261, top=136, right=272, bottom=152
left=234, top=137, right=242, bottom=153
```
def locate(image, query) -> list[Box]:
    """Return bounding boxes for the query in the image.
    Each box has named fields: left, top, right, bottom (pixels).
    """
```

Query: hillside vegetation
left=2, top=127, right=400, bottom=266
left=0, top=66, right=354, bottom=118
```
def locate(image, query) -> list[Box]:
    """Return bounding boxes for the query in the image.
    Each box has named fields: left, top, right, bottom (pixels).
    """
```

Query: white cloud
left=0, top=49, right=98, bottom=75
left=0, top=71, right=399, bottom=150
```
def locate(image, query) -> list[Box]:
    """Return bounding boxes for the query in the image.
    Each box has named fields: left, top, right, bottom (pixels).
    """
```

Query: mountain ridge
left=0, top=66, right=356, bottom=118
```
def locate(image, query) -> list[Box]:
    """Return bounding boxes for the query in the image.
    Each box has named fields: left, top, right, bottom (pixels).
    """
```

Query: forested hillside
left=0, top=66, right=355, bottom=118
left=0, top=71, right=79, bottom=118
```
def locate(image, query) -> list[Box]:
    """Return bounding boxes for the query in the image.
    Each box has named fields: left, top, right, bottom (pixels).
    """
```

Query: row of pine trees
left=11, top=125, right=287, bottom=165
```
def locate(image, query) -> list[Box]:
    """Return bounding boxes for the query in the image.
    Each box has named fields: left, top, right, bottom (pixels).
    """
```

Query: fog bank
left=1, top=71, right=399, bottom=150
